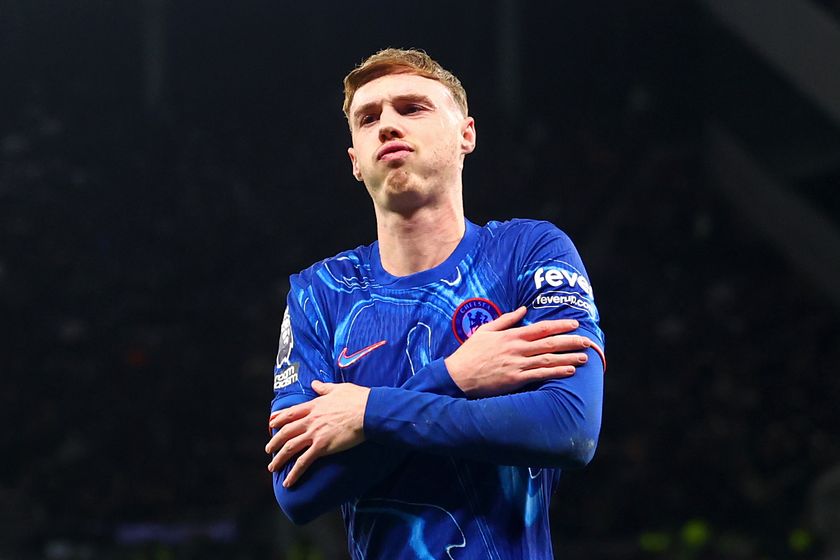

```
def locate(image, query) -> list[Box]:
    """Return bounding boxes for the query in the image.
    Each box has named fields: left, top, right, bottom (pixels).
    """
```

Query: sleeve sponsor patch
left=275, top=307, right=294, bottom=368
left=273, top=362, right=299, bottom=390
left=533, top=266, right=593, bottom=297
left=530, top=265, right=597, bottom=318
left=533, top=291, right=595, bottom=314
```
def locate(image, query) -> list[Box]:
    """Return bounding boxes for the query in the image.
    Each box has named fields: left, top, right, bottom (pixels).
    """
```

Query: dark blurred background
left=3, top=0, right=840, bottom=558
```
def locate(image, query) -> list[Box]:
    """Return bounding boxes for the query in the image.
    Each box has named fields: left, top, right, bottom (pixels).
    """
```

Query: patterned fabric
left=271, top=219, right=605, bottom=559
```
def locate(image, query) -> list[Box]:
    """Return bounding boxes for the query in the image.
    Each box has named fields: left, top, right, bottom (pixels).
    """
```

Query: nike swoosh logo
left=337, top=340, right=387, bottom=368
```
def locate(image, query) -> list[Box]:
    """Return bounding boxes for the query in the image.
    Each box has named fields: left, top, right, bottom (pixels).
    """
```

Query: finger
left=524, top=334, right=591, bottom=356
left=478, top=306, right=527, bottom=332
left=312, top=380, right=334, bottom=395
left=517, top=365, right=577, bottom=383
left=269, top=403, right=311, bottom=430
left=267, top=411, right=281, bottom=435
left=515, top=319, right=580, bottom=342
left=267, top=434, right=311, bottom=473
left=283, top=445, right=322, bottom=488
left=524, top=352, right=588, bottom=370
left=265, top=419, right=307, bottom=454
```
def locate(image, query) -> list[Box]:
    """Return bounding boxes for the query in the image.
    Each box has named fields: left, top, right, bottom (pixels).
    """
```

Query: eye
left=359, top=114, right=377, bottom=126
left=404, top=104, right=424, bottom=114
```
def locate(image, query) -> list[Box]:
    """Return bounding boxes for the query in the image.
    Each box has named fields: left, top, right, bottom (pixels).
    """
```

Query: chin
left=384, top=168, right=412, bottom=191
left=381, top=183, right=430, bottom=214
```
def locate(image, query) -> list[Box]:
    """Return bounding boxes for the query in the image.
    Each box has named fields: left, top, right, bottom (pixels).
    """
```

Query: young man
left=265, top=48, right=606, bottom=559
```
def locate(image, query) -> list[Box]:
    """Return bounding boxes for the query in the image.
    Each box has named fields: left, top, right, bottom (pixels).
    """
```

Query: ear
left=460, top=117, right=476, bottom=155
left=347, top=147, right=363, bottom=181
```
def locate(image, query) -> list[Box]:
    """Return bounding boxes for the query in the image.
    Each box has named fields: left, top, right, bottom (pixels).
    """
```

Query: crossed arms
left=265, top=306, right=605, bottom=524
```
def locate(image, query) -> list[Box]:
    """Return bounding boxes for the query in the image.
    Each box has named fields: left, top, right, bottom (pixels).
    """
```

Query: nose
left=378, top=108, right=404, bottom=142
left=379, top=125, right=402, bottom=142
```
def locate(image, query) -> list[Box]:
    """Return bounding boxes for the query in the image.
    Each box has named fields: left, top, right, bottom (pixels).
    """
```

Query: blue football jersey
left=270, top=219, right=605, bottom=560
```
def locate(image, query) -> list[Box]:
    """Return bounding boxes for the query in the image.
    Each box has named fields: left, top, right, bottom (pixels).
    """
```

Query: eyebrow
left=352, top=94, right=436, bottom=122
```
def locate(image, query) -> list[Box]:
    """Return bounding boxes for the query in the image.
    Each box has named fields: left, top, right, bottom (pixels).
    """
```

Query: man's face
left=347, top=73, right=475, bottom=211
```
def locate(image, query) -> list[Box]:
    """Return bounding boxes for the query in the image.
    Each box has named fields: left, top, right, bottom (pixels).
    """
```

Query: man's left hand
left=266, top=381, right=370, bottom=488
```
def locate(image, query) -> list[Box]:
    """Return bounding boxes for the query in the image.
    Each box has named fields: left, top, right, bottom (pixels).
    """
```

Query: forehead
left=350, top=73, right=458, bottom=113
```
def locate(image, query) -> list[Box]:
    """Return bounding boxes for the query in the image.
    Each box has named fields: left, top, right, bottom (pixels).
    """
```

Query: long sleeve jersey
left=269, top=218, right=605, bottom=560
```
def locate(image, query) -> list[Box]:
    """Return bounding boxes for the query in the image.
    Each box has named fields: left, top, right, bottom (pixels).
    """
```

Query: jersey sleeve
left=272, top=360, right=465, bottom=524
left=365, top=351, right=602, bottom=467
left=515, top=221, right=605, bottom=368
left=363, top=222, right=604, bottom=468
left=270, top=276, right=334, bottom=416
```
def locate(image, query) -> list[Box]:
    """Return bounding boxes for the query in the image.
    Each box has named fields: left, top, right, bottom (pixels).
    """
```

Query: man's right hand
left=444, top=306, right=591, bottom=398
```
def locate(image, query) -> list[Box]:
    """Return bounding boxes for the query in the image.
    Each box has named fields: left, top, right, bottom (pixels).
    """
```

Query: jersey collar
left=370, top=219, right=479, bottom=289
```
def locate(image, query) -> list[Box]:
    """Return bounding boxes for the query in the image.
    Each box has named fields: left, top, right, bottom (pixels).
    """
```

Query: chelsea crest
left=452, top=298, right=502, bottom=343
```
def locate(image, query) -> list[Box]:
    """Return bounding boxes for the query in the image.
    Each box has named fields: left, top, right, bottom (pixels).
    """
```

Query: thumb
left=312, top=380, right=334, bottom=395
left=480, top=306, right=527, bottom=332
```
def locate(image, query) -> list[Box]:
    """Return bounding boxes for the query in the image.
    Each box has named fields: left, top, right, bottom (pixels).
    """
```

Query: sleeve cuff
left=363, top=386, right=387, bottom=439
left=364, top=385, right=457, bottom=443
left=398, top=357, right=466, bottom=398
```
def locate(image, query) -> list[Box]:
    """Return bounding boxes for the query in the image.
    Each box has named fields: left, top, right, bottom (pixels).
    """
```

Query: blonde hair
left=342, top=48, right=468, bottom=120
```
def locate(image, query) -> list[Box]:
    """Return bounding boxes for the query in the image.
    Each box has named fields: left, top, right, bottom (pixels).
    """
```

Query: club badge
left=452, top=298, right=502, bottom=343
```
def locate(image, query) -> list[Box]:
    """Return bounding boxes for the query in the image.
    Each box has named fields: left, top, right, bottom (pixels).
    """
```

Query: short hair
left=342, top=48, right=468, bottom=121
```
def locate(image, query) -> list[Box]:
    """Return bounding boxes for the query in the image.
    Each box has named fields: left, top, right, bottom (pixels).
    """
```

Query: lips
left=376, top=141, right=414, bottom=161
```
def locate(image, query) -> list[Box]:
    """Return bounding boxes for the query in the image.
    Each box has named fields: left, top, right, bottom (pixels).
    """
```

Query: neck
left=374, top=196, right=466, bottom=277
